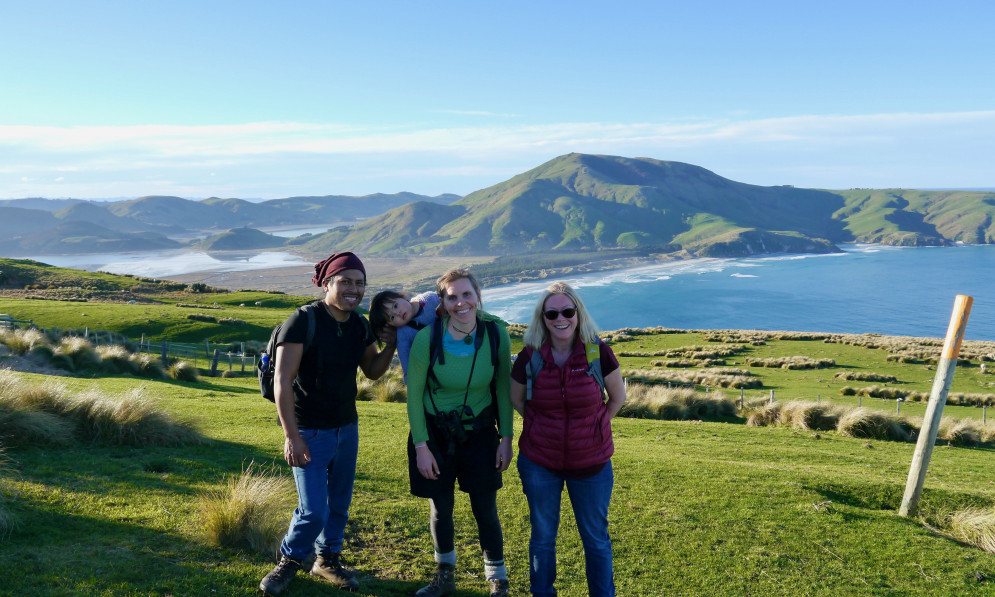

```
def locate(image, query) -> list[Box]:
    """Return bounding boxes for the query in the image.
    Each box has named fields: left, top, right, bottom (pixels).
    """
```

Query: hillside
left=0, top=192, right=459, bottom=256
left=311, top=154, right=850, bottom=257
left=197, top=227, right=287, bottom=251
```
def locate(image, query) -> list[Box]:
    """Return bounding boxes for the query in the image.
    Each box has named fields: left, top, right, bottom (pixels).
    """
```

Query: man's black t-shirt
left=275, top=301, right=375, bottom=429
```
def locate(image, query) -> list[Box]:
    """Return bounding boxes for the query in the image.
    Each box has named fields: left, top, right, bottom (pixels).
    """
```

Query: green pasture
left=1, top=372, right=995, bottom=596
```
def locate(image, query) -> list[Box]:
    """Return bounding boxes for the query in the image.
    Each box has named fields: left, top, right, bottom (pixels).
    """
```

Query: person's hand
left=416, top=445, right=440, bottom=480
left=495, top=437, right=512, bottom=472
left=377, top=325, right=397, bottom=346
left=284, top=434, right=311, bottom=468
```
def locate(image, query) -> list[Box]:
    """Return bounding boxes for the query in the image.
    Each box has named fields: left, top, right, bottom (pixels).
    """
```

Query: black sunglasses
left=543, top=307, right=577, bottom=320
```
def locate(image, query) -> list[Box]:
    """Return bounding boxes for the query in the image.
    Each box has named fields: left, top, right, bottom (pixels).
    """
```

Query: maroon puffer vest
left=519, top=341, right=614, bottom=470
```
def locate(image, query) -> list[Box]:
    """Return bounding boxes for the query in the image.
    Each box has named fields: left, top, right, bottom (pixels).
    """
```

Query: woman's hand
left=495, top=436, right=513, bottom=472
left=284, top=434, right=311, bottom=468
left=416, top=445, right=440, bottom=480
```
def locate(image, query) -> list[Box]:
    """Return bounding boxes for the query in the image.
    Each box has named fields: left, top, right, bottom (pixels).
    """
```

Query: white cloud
left=1, top=111, right=993, bottom=197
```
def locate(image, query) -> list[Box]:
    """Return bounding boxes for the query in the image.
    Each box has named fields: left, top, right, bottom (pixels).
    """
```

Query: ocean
left=24, top=244, right=995, bottom=341
left=484, top=244, right=995, bottom=341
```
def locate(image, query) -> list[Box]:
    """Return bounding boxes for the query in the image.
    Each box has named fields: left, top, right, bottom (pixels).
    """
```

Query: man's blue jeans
left=280, top=423, right=359, bottom=561
left=517, top=452, right=615, bottom=597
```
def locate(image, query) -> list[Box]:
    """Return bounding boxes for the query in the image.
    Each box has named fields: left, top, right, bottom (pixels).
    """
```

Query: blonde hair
left=436, top=268, right=484, bottom=311
left=523, top=282, right=600, bottom=350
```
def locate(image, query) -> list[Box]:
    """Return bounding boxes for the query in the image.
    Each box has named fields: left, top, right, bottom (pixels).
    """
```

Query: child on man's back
left=369, top=290, right=440, bottom=380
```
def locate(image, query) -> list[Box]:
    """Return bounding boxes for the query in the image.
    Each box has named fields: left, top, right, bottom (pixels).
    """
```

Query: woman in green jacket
left=405, top=268, right=513, bottom=597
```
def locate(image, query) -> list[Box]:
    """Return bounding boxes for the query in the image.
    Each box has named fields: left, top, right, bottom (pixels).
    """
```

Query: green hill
left=305, top=154, right=995, bottom=259
left=197, top=227, right=286, bottom=251
left=310, top=154, right=849, bottom=257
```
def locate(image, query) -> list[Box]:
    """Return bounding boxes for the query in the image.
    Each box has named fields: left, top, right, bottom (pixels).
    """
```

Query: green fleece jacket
left=405, top=314, right=513, bottom=445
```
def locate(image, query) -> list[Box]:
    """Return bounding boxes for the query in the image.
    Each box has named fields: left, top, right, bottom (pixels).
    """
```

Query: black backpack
left=258, top=303, right=317, bottom=402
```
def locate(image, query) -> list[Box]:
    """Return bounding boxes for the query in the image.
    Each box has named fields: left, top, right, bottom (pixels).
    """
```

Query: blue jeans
left=517, top=452, right=615, bottom=597
left=280, top=423, right=359, bottom=560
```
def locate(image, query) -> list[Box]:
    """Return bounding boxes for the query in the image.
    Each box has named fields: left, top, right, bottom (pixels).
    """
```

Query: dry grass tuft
left=55, top=337, right=102, bottom=373
left=168, top=361, right=200, bottom=382
left=0, top=328, right=48, bottom=355
left=779, top=400, right=842, bottom=431
left=837, top=408, right=913, bottom=442
left=944, top=507, right=995, bottom=553
left=371, top=377, right=406, bottom=403
left=0, top=372, right=202, bottom=446
left=745, top=402, right=783, bottom=427
left=131, top=354, right=167, bottom=379
left=96, top=345, right=140, bottom=375
left=620, top=384, right=736, bottom=421
left=198, top=462, right=296, bottom=557
left=939, top=419, right=983, bottom=447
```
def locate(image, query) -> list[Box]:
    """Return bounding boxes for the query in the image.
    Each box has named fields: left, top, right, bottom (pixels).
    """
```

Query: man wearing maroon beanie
left=260, top=252, right=397, bottom=595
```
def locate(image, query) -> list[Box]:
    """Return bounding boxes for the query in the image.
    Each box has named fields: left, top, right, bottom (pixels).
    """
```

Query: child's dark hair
left=369, top=290, right=406, bottom=337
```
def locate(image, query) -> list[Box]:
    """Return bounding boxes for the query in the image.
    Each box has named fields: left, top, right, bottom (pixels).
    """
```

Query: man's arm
left=275, top=342, right=309, bottom=467
left=360, top=326, right=396, bottom=380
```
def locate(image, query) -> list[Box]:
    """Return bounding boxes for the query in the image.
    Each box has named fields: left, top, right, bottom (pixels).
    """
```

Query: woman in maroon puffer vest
left=510, top=282, right=626, bottom=597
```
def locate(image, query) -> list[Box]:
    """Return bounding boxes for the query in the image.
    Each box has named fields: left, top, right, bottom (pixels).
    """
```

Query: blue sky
left=2, top=0, right=993, bottom=200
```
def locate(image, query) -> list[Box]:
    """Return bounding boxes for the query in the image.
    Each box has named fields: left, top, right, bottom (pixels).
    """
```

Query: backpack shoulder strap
left=301, top=303, right=318, bottom=351
left=525, top=346, right=543, bottom=401
left=585, top=340, right=606, bottom=399
left=426, top=316, right=445, bottom=388
left=485, top=320, right=499, bottom=368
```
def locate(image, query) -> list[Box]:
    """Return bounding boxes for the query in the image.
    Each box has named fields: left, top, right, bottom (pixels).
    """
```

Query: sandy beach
left=164, top=255, right=498, bottom=296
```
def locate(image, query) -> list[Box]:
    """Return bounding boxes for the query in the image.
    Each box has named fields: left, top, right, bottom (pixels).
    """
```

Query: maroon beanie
left=312, top=252, right=366, bottom=287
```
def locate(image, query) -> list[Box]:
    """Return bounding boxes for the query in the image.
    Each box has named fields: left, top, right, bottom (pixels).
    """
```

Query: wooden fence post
left=899, top=295, right=973, bottom=517
left=161, top=340, right=168, bottom=365
left=210, top=349, right=221, bottom=377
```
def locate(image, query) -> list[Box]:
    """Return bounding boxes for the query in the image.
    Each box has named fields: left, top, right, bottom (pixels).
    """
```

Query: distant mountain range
left=4, top=154, right=993, bottom=258
left=0, top=192, right=458, bottom=255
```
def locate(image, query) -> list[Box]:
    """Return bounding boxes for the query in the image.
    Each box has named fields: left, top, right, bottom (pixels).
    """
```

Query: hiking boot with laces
left=258, top=555, right=303, bottom=596
left=414, top=563, right=456, bottom=597
left=310, top=553, right=359, bottom=591
left=489, top=578, right=510, bottom=597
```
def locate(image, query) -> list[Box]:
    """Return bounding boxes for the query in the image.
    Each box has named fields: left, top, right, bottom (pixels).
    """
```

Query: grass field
left=2, top=270, right=995, bottom=595
left=1, top=348, right=995, bottom=595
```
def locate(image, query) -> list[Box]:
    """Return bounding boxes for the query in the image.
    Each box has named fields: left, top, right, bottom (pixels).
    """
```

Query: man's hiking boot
left=415, top=563, right=456, bottom=597
left=258, top=555, right=303, bottom=596
left=489, top=578, right=510, bottom=597
left=310, top=553, right=359, bottom=591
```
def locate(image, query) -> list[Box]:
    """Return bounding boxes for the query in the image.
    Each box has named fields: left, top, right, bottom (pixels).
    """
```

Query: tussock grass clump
left=619, top=384, right=737, bottom=421
left=131, top=354, right=167, bottom=379
left=0, top=328, right=48, bottom=355
left=779, top=400, right=842, bottom=431
left=198, top=462, right=296, bottom=556
left=68, top=387, right=203, bottom=446
left=837, top=408, right=913, bottom=442
left=187, top=313, right=218, bottom=323
left=834, top=371, right=899, bottom=383
left=96, top=345, right=141, bottom=375
left=939, top=419, right=983, bottom=447
left=746, top=400, right=920, bottom=443
left=745, top=356, right=836, bottom=370
left=623, top=368, right=762, bottom=389
left=370, top=378, right=406, bottom=403
left=168, top=361, right=200, bottom=382
left=619, top=344, right=744, bottom=359
left=356, top=368, right=406, bottom=403
left=650, top=358, right=725, bottom=368
left=0, top=372, right=202, bottom=446
left=942, top=507, right=995, bottom=554
left=54, top=337, right=102, bottom=373
left=843, top=385, right=995, bottom=408
left=745, top=402, right=783, bottom=427
left=217, top=317, right=246, bottom=326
